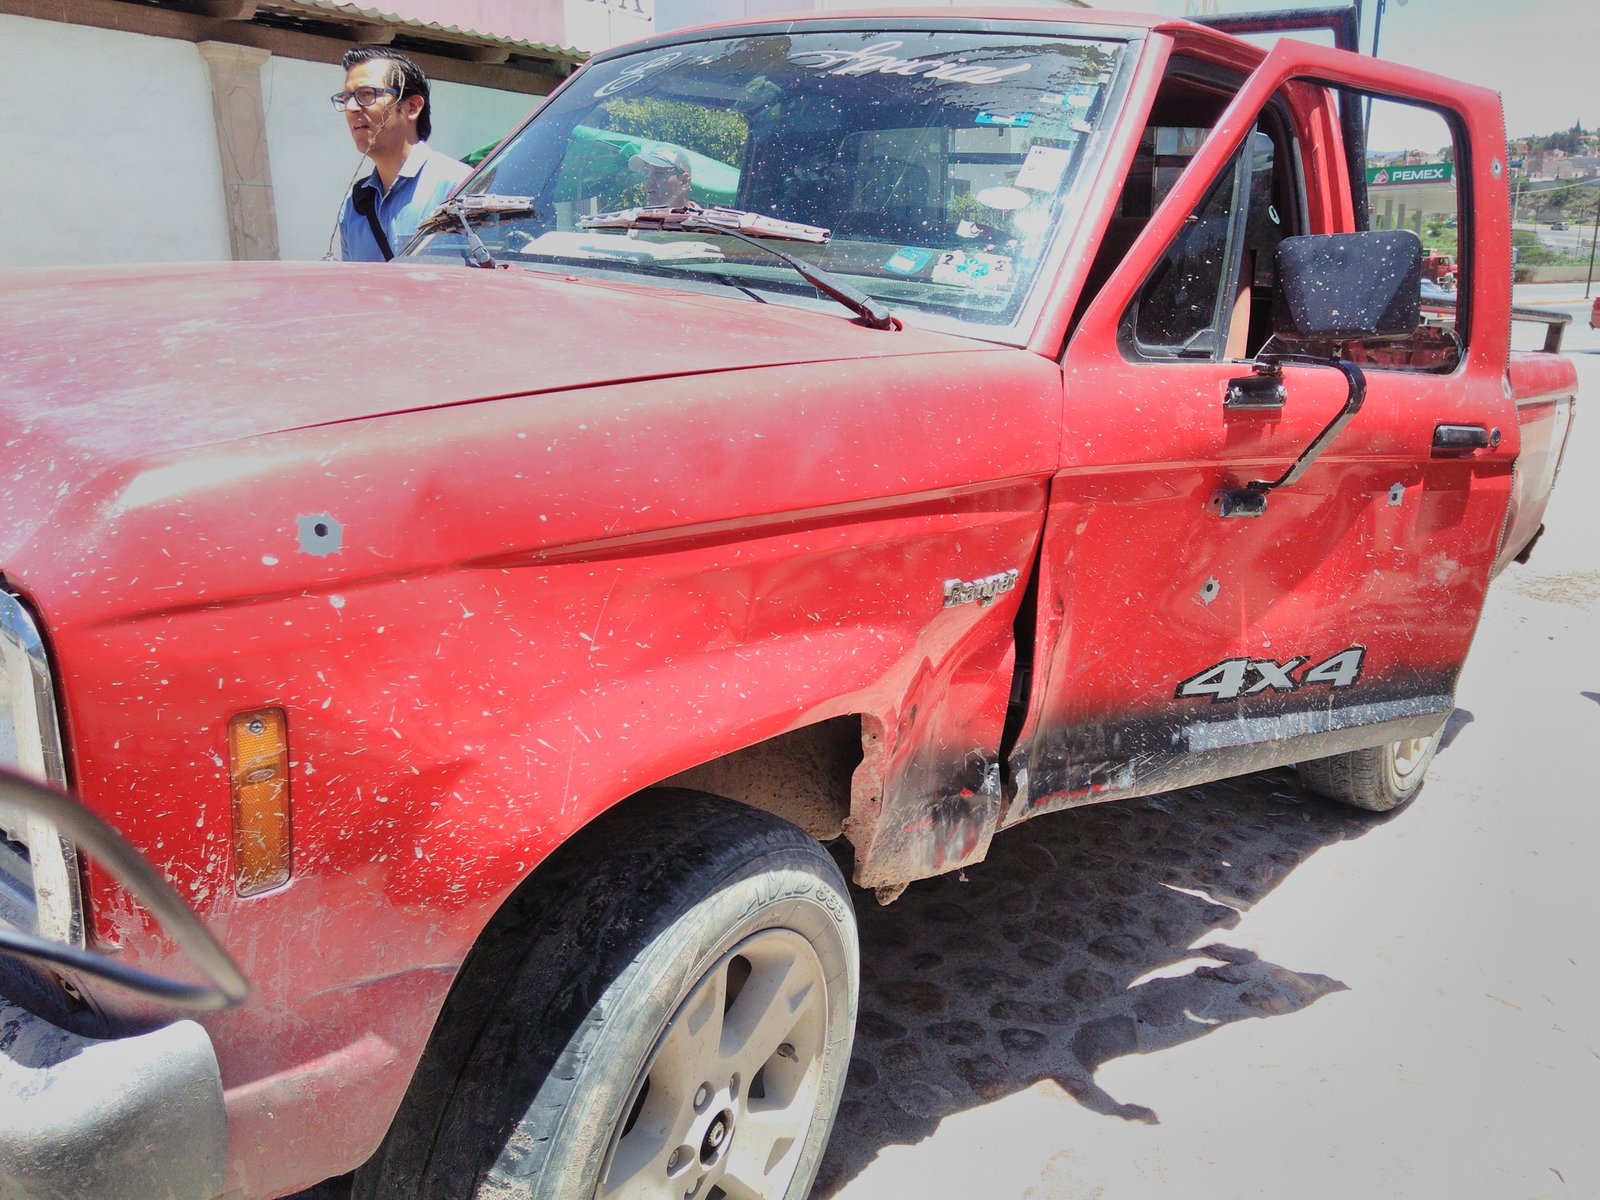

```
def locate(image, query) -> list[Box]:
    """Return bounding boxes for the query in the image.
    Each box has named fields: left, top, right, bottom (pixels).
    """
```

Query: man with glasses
left=334, top=48, right=471, bottom=262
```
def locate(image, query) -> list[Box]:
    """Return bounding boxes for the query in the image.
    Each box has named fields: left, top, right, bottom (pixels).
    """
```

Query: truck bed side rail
left=1511, top=304, right=1570, bottom=354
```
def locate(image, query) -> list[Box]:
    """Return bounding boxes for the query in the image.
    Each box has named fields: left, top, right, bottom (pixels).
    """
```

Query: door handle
left=1431, top=424, right=1501, bottom=456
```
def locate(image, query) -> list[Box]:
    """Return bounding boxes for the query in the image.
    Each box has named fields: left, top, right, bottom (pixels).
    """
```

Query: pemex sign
left=1368, top=162, right=1454, bottom=186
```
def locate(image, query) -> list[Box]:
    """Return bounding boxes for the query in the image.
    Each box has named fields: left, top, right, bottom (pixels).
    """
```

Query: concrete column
left=198, top=41, right=280, bottom=261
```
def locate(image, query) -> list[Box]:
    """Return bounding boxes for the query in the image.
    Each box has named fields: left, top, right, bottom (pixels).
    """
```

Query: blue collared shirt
left=339, top=142, right=472, bottom=262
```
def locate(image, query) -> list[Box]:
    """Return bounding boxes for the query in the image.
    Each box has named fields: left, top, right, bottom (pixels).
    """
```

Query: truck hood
left=0, top=260, right=974, bottom=459
left=0, top=260, right=995, bottom=581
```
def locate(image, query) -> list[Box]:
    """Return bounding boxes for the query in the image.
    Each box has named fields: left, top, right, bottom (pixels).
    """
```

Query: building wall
left=1, top=15, right=232, bottom=267
left=563, top=0, right=656, bottom=57
left=1, top=14, right=548, bottom=267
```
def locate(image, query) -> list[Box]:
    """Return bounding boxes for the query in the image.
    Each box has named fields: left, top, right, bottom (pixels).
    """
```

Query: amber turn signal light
left=228, top=708, right=291, bottom=896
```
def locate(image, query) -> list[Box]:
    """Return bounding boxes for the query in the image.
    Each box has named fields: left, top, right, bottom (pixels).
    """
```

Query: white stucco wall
left=1, top=13, right=552, bottom=267
left=0, top=15, right=232, bottom=267
left=265, top=57, right=542, bottom=261
left=564, top=0, right=655, bottom=57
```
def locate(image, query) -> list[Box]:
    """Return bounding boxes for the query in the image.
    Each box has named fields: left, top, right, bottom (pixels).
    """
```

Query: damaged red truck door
left=1010, top=37, right=1523, bottom=821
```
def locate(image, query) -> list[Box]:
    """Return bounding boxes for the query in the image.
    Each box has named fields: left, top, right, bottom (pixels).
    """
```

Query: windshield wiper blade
left=582, top=202, right=831, bottom=243
left=417, top=194, right=539, bottom=232
left=415, top=195, right=540, bottom=268
left=578, top=203, right=898, bottom=330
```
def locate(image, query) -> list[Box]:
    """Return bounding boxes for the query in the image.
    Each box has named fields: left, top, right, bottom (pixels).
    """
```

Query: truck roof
left=596, top=7, right=1259, bottom=64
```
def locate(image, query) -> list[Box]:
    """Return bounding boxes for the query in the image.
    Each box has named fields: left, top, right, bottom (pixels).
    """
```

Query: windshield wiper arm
left=579, top=203, right=899, bottom=330
left=415, top=195, right=540, bottom=268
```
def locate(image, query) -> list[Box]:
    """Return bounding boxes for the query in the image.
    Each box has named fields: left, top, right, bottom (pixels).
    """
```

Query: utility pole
left=1586, top=182, right=1598, bottom=299
left=1363, top=0, right=1383, bottom=138
left=1363, top=0, right=1410, bottom=140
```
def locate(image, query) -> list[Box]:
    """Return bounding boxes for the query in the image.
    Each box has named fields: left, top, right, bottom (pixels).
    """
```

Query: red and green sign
left=1368, top=163, right=1454, bottom=186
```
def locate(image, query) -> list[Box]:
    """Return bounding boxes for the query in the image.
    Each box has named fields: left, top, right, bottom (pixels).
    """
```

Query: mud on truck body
left=0, top=7, right=1577, bottom=1199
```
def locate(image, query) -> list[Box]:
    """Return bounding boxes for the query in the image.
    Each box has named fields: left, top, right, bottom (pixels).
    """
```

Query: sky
left=1110, top=0, right=1598, bottom=146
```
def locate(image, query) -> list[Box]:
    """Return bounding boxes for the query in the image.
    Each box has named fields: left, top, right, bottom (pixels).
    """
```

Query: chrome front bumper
left=0, top=997, right=227, bottom=1200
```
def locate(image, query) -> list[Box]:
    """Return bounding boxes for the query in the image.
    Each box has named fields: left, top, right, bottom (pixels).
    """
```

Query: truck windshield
left=410, top=30, right=1124, bottom=331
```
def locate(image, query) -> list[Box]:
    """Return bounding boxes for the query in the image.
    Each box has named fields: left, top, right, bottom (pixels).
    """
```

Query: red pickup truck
left=0, top=10, right=1577, bottom=1200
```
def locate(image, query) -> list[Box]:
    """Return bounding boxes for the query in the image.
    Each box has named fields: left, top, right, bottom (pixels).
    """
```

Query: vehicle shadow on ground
left=812, top=765, right=1385, bottom=1197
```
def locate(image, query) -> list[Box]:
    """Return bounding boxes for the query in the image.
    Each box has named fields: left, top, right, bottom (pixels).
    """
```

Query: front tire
left=1297, top=720, right=1445, bottom=812
left=354, top=790, right=858, bottom=1200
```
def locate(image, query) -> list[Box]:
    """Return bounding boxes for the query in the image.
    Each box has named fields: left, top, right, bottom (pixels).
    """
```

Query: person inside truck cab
left=335, top=48, right=470, bottom=262
left=629, top=144, right=693, bottom=209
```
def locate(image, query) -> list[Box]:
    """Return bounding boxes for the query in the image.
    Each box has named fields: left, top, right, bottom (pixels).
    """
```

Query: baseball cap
left=629, top=145, right=691, bottom=175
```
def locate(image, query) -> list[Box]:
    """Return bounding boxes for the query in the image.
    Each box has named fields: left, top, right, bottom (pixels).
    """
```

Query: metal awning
left=250, top=0, right=586, bottom=65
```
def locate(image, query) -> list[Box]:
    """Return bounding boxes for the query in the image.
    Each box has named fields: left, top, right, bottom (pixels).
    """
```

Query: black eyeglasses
left=331, top=86, right=400, bottom=111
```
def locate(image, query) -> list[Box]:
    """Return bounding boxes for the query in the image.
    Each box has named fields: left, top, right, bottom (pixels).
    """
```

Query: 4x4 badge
left=943, top=569, right=1020, bottom=609
left=1176, top=646, right=1366, bottom=703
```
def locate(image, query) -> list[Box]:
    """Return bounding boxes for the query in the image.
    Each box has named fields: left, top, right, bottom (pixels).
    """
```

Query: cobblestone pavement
left=815, top=770, right=1385, bottom=1196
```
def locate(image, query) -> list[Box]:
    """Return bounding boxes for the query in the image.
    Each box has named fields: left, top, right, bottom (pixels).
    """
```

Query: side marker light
left=228, top=708, right=291, bottom=896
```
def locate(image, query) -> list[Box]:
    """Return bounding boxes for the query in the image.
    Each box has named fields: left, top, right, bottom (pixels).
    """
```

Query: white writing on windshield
left=788, top=41, right=1034, bottom=85
left=595, top=50, right=718, bottom=98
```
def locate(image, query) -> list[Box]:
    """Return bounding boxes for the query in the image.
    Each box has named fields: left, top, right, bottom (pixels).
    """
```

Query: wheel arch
left=354, top=788, right=860, bottom=1200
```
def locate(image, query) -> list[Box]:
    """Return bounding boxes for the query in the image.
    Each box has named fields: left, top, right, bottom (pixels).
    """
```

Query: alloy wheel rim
left=1391, top=735, right=1433, bottom=781
left=597, top=927, right=829, bottom=1200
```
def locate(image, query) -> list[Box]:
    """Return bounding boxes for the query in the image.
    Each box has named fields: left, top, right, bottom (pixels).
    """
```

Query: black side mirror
left=1272, top=230, right=1422, bottom=342
left=1217, top=231, right=1423, bottom=519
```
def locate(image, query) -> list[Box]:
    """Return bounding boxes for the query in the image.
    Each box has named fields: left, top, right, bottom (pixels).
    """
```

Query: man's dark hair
left=341, top=47, right=434, bottom=141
